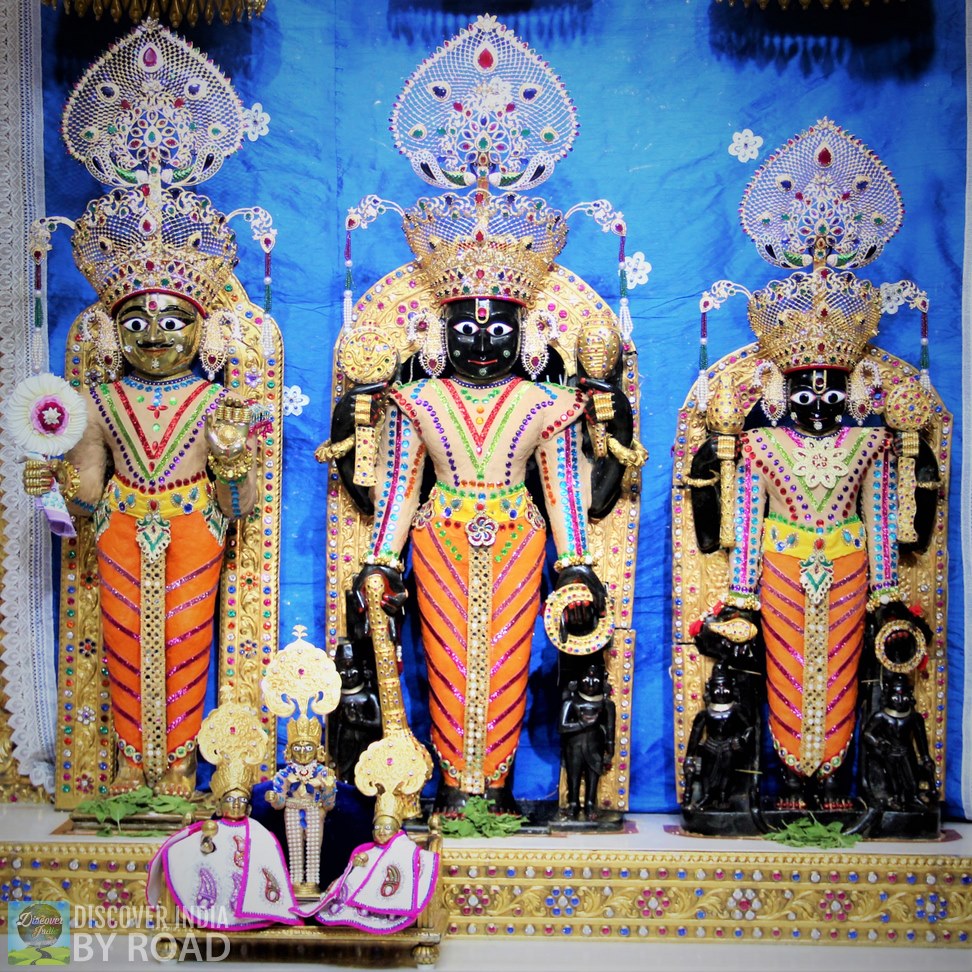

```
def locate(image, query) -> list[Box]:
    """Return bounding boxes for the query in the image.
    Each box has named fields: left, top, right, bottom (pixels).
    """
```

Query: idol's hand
left=555, top=564, right=606, bottom=636
left=353, top=564, right=407, bottom=617
left=22, top=458, right=57, bottom=496
left=206, top=399, right=250, bottom=461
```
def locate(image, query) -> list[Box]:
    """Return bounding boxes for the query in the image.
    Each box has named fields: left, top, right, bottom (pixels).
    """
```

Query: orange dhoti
left=96, top=476, right=226, bottom=785
left=411, top=483, right=545, bottom=794
left=760, top=520, right=868, bottom=780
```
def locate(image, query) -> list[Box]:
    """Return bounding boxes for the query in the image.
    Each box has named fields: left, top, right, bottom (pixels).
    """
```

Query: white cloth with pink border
left=146, top=818, right=299, bottom=930
left=297, top=830, right=439, bottom=934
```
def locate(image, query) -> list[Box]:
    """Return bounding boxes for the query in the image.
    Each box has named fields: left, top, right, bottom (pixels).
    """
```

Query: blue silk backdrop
left=39, top=0, right=967, bottom=817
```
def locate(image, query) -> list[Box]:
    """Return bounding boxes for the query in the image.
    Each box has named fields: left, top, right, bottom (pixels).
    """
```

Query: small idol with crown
left=147, top=694, right=299, bottom=930
left=262, top=627, right=341, bottom=896
left=676, top=119, right=948, bottom=838
left=18, top=23, right=280, bottom=802
left=318, top=16, right=646, bottom=823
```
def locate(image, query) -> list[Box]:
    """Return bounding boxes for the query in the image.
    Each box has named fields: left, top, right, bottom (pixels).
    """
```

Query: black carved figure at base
left=329, top=641, right=382, bottom=782
left=861, top=673, right=937, bottom=812
left=683, top=664, right=757, bottom=812
left=558, top=663, right=616, bottom=821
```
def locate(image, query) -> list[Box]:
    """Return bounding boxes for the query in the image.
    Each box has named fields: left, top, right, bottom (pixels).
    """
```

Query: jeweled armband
left=363, top=552, right=406, bottom=573
left=553, top=551, right=598, bottom=572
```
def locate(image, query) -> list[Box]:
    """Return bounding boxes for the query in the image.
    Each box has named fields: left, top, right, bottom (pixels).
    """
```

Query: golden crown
left=71, top=187, right=238, bottom=313
left=749, top=269, right=881, bottom=373
left=211, top=759, right=255, bottom=801
left=287, top=716, right=324, bottom=749
left=402, top=190, right=567, bottom=307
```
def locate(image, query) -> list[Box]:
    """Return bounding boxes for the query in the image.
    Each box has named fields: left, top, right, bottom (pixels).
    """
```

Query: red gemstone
left=142, top=46, right=158, bottom=68
left=477, top=45, right=495, bottom=70
left=817, top=145, right=833, bottom=166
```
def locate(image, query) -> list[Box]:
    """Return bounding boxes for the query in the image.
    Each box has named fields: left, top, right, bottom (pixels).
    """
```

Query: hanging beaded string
left=31, top=250, right=45, bottom=376
left=617, top=233, right=633, bottom=343
left=696, top=310, right=709, bottom=412
left=344, top=229, right=354, bottom=331
left=919, top=304, right=931, bottom=391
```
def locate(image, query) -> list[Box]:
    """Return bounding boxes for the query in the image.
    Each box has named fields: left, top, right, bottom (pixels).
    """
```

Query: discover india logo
left=6, top=901, right=71, bottom=965
left=6, top=900, right=231, bottom=965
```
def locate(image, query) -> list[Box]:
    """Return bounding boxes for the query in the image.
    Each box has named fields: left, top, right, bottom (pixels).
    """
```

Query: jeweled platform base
left=0, top=805, right=968, bottom=955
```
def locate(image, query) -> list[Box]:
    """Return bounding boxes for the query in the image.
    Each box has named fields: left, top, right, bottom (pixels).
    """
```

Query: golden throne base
left=0, top=805, right=969, bottom=962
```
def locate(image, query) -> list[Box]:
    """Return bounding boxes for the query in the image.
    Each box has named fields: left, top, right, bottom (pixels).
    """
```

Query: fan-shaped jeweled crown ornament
left=261, top=626, right=340, bottom=754
left=31, top=20, right=275, bottom=332
left=739, top=117, right=903, bottom=271
left=390, top=14, right=578, bottom=193
left=697, top=118, right=928, bottom=413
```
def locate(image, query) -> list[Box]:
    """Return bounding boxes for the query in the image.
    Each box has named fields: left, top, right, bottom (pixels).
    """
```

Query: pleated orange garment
left=98, top=508, right=224, bottom=770
left=412, top=505, right=545, bottom=794
left=761, top=548, right=867, bottom=779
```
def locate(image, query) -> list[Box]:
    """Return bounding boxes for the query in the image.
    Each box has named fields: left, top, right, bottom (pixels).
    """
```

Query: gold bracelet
left=553, top=552, right=598, bottom=573
left=208, top=449, right=253, bottom=484
left=364, top=553, right=406, bottom=573
left=874, top=620, right=927, bottom=674
left=725, top=590, right=760, bottom=611
left=52, top=459, right=81, bottom=501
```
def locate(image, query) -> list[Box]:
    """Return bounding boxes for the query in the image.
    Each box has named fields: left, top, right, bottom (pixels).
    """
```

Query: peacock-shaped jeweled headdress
left=29, top=20, right=278, bottom=377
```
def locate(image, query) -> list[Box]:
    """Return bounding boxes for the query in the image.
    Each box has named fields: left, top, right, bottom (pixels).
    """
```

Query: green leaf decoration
left=765, top=815, right=861, bottom=849
left=438, top=796, right=525, bottom=838
left=76, top=786, right=195, bottom=832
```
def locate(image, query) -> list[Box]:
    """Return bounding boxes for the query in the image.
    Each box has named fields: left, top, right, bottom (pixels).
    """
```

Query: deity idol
left=19, top=23, right=281, bottom=803
left=319, top=17, right=645, bottom=824
left=674, top=119, right=948, bottom=837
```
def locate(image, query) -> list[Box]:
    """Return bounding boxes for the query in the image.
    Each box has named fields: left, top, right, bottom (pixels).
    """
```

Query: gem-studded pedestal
left=0, top=807, right=968, bottom=953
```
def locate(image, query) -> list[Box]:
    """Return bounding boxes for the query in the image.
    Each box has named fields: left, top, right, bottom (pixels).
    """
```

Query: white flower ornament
left=728, top=129, right=764, bottom=164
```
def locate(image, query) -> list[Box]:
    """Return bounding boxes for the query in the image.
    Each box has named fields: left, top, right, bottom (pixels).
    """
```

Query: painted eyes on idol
left=789, top=389, right=846, bottom=406
left=120, top=314, right=192, bottom=333
left=450, top=320, right=515, bottom=337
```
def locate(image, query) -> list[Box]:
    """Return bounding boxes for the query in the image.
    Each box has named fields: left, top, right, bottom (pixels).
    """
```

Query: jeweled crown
left=749, top=269, right=882, bottom=373
left=403, top=190, right=567, bottom=306
left=72, top=187, right=238, bottom=313
left=287, top=715, right=324, bottom=748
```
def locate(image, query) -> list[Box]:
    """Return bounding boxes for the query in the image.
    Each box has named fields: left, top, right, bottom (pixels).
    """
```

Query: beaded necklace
left=434, top=379, right=525, bottom=479
left=441, top=377, right=522, bottom=452
left=97, top=381, right=222, bottom=482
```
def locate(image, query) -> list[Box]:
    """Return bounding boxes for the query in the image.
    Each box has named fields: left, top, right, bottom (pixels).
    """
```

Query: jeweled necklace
left=450, top=375, right=515, bottom=390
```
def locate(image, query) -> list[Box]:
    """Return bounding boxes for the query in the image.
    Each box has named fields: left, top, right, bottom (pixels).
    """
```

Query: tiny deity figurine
left=329, top=641, right=383, bottom=782
left=147, top=698, right=299, bottom=930
left=673, top=118, right=949, bottom=838
left=262, top=627, right=341, bottom=896
left=297, top=815, right=440, bottom=935
left=16, top=22, right=281, bottom=805
left=318, top=15, right=645, bottom=826
left=861, top=673, right=938, bottom=814
left=558, top=663, right=616, bottom=821
left=682, top=664, right=757, bottom=816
